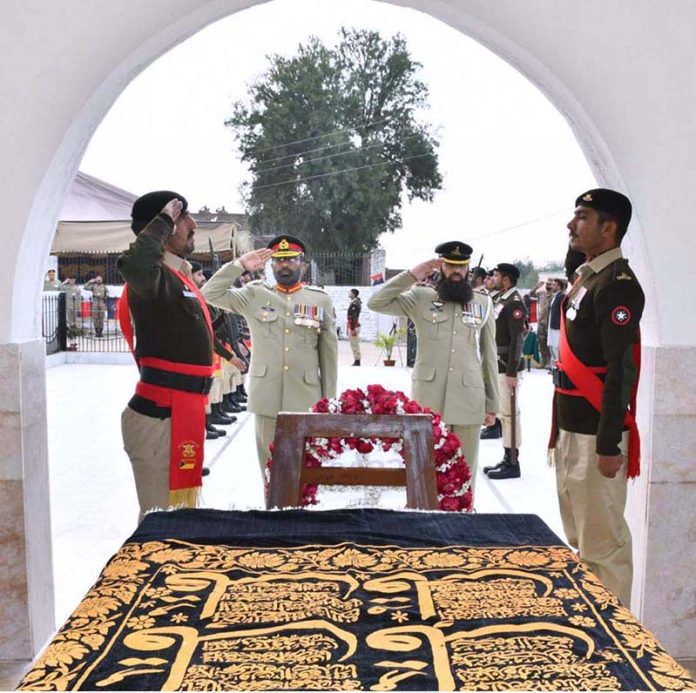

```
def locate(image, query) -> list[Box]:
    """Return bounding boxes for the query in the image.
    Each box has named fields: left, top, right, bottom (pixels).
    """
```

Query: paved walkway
left=45, top=339, right=564, bottom=629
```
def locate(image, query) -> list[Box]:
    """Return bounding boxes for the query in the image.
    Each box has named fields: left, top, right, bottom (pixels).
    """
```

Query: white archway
left=1, top=0, right=694, bottom=662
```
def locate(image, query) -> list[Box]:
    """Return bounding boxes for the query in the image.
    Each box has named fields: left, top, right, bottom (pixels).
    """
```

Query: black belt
left=553, top=368, right=606, bottom=391
left=139, top=366, right=213, bottom=395
left=128, top=394, right=171, bottom=419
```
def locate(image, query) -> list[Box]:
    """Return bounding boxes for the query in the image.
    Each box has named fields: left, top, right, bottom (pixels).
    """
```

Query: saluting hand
left=409, top=258, right=441, bottom=282
left=596, top=453, right=624, bottom=478
left=239, top=248, right=273, bottom=272
left=161, top=198, right=183, bottom=222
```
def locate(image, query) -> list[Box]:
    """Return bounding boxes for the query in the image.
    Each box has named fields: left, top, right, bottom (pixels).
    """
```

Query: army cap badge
left=435, top=240, right=473, bottom=266
left=267, top=234, right=306, bottom=258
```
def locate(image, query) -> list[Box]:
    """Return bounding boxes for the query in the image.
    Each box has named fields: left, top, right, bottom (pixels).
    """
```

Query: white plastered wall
left=0, top=0, right=694, bottom=658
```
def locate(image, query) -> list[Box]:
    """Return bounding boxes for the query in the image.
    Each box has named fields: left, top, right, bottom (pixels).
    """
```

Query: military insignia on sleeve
left=611, top=306, right=632, bottom=325
left=617, top=272, right=633, bottom=281
left=512, top=308, right=524, bottom=320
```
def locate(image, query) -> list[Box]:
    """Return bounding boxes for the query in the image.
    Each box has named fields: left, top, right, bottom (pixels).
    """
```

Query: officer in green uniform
left=368, top=241, right=499, bottom=494
left=484, top=262, right=526, bottom=480
left=202, top=235, right=338, bottom=477
left=550, top=188, right=644, bottom=606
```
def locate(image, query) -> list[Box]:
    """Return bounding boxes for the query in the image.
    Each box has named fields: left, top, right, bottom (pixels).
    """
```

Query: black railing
left=307, top=252, right=372, bottom=286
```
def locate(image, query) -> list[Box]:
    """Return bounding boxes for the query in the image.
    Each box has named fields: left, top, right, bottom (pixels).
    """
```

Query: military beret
left=267, top=234, right=306, bottom=258
left=189, top=261, right=203, bottom=274
left=494, top=263, right=521, bottom=281
left=575, top=188, right=632, bottom=228
left=470, top=266, right=487, bottom=281
left=131, top=190, right=188, bottom=234
left=435, top=241, right=473, bottom=265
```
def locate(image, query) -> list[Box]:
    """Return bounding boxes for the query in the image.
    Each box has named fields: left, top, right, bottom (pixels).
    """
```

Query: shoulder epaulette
left=303, top=285, right=328, bottom=294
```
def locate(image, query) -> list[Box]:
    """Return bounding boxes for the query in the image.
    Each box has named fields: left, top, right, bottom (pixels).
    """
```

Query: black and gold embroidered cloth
left=20, top=509, right=695, bottom=691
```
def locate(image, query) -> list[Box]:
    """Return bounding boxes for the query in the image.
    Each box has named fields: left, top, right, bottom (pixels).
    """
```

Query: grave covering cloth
left=19, top=509, right=695, bottom=691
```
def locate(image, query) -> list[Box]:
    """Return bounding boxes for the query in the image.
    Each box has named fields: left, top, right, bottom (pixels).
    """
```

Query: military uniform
left=44, top=277, right=61, bottom=291
left=368, top=266, right=499, bottom=492
left=494, top=286, right=526, bottom=450
left=85, top=280, right=108, bottom=336
left=552, top=247, right=644, bottom=605
left=118, top=209, right=214, bottom=521
left=347, top=295, right=362, bottom=364
left=202, top=259, right=338, bottom=474
left=62, top=283, right=82, bottom=334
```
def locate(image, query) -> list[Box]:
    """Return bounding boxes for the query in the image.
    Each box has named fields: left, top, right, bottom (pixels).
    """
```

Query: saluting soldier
left=84, top=275, right=108, bottom=337
left=368, top=241, right=499, bottom=493
left=484, top=263, right=526, bottom=480
left=549, top=188, right=644, bottom=606
left=202, top=235, right=338, bottom=476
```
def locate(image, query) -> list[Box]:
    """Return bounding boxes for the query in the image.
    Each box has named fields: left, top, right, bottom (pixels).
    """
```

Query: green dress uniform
left=368, top=271, right=499, bottom=491
left=347, top=296, right=362, bottom=363
left=202, top=260, right=338, bottom=474
left=494, top=287, right=527, bottom=449
left=552, top=247, right=644, bottom=606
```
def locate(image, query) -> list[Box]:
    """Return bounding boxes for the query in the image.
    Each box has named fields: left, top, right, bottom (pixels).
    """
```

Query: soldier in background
left=43, top=269, right=61, bottom=291
left=61, top=276, right=82, bottom=342
left=484, top=262, right=526, bottom=480
left=84, top=275, right=108, bottom=337
left=202, top=235, right=338, bottom=477
left=347, top=288, right=362, bottom=366
left=469, top=266, right=487, bottom=293
left=368, top=241, right=499, bottom=494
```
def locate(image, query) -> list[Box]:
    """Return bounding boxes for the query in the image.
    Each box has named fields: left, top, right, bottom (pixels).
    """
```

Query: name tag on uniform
left=182, top=290, right=197, bottom=298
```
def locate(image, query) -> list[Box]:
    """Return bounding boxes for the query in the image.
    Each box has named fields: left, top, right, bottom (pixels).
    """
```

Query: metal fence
left=308, top=252, right=372, bottom=286
left=42, top=292, right=129, bottom=353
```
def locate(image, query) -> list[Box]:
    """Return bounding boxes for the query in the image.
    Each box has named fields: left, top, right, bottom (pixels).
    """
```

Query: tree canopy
left=227, top=28, right=442, bottom=253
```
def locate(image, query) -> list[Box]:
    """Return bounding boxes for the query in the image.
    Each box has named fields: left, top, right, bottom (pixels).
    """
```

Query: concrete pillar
left=0, top=340, right=54, bottom=658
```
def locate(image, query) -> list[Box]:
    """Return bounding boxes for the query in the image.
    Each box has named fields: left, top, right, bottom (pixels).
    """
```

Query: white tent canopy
left=53, top=171, right=253, bottom=255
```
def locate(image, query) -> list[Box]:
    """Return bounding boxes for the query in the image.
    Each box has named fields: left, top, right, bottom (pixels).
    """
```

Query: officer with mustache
left=202, top=235, right=338, bottom=477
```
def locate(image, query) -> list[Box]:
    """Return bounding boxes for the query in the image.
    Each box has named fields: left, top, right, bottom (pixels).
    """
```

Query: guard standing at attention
left=549, top=188, right=644, bottom=606
left=347, top=288, right=362, bottom=366
left=484, top=262, right=526, bottom=480
left=118, top=191, right=214, bottom=521
left=202, top=235, right=338, bottom=476
left=368, top=241, right=499, bottom=493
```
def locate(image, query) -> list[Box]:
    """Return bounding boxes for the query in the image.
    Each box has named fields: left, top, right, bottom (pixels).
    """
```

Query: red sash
left=548, top=300, right=641, bottom=478
left=118, top=265, right=214, bottom=496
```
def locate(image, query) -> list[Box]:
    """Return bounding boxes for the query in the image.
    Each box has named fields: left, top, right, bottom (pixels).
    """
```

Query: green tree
left=227, top=28, right=442, bottom=253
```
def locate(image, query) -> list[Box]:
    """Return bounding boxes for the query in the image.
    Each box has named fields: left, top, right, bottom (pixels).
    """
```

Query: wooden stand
left=267, top=413, right=438, bottom=510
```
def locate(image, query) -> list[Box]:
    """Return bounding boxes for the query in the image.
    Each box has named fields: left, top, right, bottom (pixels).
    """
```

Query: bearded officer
left=202, top=235, right=338, bottom=476
left=368, top=241, right=498, bottom=494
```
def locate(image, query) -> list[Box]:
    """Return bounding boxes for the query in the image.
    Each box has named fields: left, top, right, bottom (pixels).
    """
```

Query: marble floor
left=1, top=342, right=578, bottom=687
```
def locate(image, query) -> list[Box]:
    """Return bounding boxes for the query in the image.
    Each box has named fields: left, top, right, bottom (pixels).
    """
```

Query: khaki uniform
left=494, top=287, right=526, bottom=448
left=368, top=271, right=499, bottom=491
left=202, top=261, right=338, bottom=473
left=43, top=278, right=61, bottom=291
left=62, top=284, right=82, bottom=333
left=552, top=247, right=644, bottom=605
left=85, top=281, right=108, bottom=335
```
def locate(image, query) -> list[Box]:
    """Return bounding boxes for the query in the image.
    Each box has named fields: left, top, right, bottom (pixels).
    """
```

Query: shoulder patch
left=512, top=307, right=525, bottom=320
left=611, top=305, right=632, bottom=325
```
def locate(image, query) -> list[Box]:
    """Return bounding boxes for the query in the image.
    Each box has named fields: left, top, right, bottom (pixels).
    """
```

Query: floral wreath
left=267, top=384, right=472, bottom=512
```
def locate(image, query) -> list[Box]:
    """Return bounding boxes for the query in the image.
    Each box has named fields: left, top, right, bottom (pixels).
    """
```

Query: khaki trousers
left=121, top=406, right=171, bottom=523
left=498, top=373, right=522, bottom=448
left=349, top=330, right=361, bottom=361
left=448, top=423, right=481, bottom=496
left=209, top=373, right=223, bottom=404
left=255, top=414, right=277, bottom=481
left=554, top=428, right=632, bottom=606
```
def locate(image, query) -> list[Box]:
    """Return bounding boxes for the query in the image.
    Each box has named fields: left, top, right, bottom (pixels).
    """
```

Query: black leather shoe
left=486, top=462, right=520, bottom=480
left=202, top=467, right=210, bottom=477
left=229, top=393, right=247, bottom=410
left=211, top=404, right=236, bottom=425
left=352, top=360, right=361, bottom=366
left=221, top=397, right=243, bottom=414
left=480, top=419, right=502, bottom=440
left=205, top=429, right=219, bottom=440
left=483, top=447, right=510, bottom=474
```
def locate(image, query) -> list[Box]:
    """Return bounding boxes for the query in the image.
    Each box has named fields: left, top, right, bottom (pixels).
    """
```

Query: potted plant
left=374, top=329, right=403, bottom=366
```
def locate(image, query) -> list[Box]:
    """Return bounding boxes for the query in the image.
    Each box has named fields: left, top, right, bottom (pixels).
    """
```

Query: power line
left=248, top=152, right=434, bottom=193
left=254, top=132, right=426, bottom=176
left=237, top=116, right=395, bottom=155
left=466, top=208, right=571, bottom=241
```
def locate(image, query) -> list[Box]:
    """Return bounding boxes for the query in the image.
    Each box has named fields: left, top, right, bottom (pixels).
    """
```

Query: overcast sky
left=80, top=0, right=595, bottom=269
